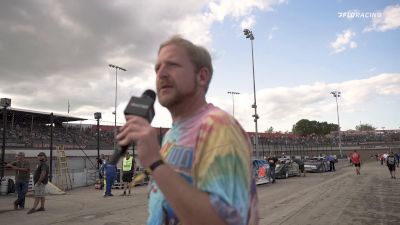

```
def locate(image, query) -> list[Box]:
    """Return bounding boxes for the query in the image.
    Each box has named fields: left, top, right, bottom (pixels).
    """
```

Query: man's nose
left=156, top=65, right=168, bottom=79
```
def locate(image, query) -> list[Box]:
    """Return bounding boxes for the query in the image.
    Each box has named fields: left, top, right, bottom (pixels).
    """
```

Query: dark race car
left=252, top=159, right=269, bottom=185
left=275, top=157, right=301, bottom=179
left=304, top=157, right=330, bottom=173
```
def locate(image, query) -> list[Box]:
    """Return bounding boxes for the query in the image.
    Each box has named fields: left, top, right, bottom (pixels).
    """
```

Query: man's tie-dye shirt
left=147, top=103, right=259, bottom=225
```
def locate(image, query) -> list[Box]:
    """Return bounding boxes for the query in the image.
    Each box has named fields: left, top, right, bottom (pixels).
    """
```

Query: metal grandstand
left=5, top=107, right=86, bottom=126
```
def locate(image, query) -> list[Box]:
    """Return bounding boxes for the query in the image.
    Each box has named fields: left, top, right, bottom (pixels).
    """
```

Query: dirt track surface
left=258, top=161, right=400, bottom=225
left=1, top=161, right=399, bottom=225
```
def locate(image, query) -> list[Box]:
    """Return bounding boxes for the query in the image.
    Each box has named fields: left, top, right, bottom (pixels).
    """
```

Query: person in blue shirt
left=395, top=152, right=400, bottom=168
left=101, top=156, right=117, bottom=197
left=327, top=154, right=336, bottom=172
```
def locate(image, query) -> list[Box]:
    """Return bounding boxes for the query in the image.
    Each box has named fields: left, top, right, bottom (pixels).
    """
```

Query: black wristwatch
left=149, top=159, right=164, bottom=172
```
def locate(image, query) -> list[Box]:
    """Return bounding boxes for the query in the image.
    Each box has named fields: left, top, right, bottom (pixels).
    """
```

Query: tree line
left=290, top=119, right=376, bottom=136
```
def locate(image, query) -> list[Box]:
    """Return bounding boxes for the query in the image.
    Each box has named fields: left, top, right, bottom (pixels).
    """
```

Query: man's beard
left=158, top=77, right=198, bottom=108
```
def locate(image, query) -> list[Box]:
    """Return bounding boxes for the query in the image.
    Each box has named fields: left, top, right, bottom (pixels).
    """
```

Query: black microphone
left=109, top=89, right=156, bottom=165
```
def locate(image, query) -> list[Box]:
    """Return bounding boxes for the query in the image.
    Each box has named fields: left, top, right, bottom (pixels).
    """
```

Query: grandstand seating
left=1, top=117, right=399, bottom=151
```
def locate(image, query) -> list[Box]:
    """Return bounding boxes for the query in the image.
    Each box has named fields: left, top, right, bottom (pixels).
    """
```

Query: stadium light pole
left=0, top=98, right=11, bottom=180
left=49, top=112, right=54, bottom=182
left=330, top=91, right=342, bottom=157
left=94, top=112, right=101, bottom=175
left=227, top=91, right=240, bottom=118
left=108, top=64, right=126, bottom=150
left=243, top=28, right=260, bottom=158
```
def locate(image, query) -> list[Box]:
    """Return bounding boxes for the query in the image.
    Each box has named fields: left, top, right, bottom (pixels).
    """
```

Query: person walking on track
left=386, top=152, right=397, bottom=179
left=351, top=150, right=361, bottom=175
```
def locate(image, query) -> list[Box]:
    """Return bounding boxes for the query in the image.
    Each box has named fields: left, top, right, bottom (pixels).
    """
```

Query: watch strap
left=149, top=159, right=164, bottom=172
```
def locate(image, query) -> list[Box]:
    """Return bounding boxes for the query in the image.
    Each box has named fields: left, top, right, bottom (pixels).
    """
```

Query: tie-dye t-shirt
left=147, top=103, right=259, bottom=225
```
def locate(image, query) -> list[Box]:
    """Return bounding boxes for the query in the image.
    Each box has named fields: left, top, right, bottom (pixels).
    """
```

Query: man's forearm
left=16, top=167, right=29, bottom=172
left=151, top=164, right=227, bottom=225
left=37, top=177, right=45, bottom=184
left=37, top=171, right=46, bottom=184
left=8, top=166, right=28, bottom=172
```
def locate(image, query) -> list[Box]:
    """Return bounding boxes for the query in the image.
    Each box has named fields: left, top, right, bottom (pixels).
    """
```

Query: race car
left=304, top=157, right=330, bottom=173
left=252, top=159, right=269, bottom=185
left=275, top=159, right=301, bottom=179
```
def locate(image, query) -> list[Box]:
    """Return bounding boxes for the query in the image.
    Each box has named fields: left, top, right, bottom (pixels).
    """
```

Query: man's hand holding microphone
left=112, top=90, right=164, bottom=171
left=117, top=114, right=162, bottom=168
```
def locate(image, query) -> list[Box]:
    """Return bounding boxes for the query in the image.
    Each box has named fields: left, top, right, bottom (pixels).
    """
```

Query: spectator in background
left=327, top=154, right=336, bottom=172
left=348, top=154, right=353, bottom=166
left=27, top=152, right=49, bottom=214
left=6, top=152, right=30, bottom=210
left=292, top=157, right=305, bottom=177
left=351, top=150, right=361, bottom=175
left=98, top=154, right=106, bottom=176
left=394, top=152, right=400, bottom=168
left=101, top=156, right=117, bottom=197
left=268, top=155, right=278, bottom=183
left=121, top=151, right=135, bottom=196
left=386, top=152, right=396, bottom=179
left=97, top=154, right=107, bottom=190
left=383, top=152, right=389, bottom=164
left=380, top=154, right=384, bottom=165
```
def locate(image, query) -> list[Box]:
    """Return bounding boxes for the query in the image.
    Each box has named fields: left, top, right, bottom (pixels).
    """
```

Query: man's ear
left=197, top=67, right=210, bottom=89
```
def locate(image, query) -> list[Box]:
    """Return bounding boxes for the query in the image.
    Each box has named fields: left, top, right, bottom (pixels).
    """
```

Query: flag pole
left=66, top=99, right=70, bottom=131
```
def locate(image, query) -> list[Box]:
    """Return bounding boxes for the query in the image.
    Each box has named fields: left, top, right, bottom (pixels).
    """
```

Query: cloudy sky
left=0, top=0, right=399, bottom=132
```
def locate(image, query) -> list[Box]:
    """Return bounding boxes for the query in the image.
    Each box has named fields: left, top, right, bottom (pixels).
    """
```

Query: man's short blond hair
left=159, top=35, right=213, bottom=93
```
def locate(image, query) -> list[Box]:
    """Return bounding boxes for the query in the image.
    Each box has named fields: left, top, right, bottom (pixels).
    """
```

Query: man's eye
left=168, top=62, right=179, bottom=67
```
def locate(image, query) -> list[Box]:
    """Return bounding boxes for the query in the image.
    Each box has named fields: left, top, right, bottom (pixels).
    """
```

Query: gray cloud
left=2, top=0, right=398, bottom=134
left=1, top=0, right=285, bottom=114
left=0, top=0, right=209, bottom=114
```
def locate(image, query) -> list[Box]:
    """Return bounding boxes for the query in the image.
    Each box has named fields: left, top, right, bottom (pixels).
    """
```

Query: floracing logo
left=338, top=10, right=382, bottom=19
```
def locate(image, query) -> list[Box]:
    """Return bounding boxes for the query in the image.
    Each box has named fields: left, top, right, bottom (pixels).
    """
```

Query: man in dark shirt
left=267, top=156, right=278, bottom=183
left=6, top=152, right=30, bottom=210
left=292, top=157, right=305, bottom=177
left=387, top=152, right=397, bottom=179
left=27, top=152, right=49, bottom=214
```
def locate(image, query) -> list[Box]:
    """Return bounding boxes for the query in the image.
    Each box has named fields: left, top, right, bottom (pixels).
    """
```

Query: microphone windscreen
left=142, top=89, right=156, bottom=101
